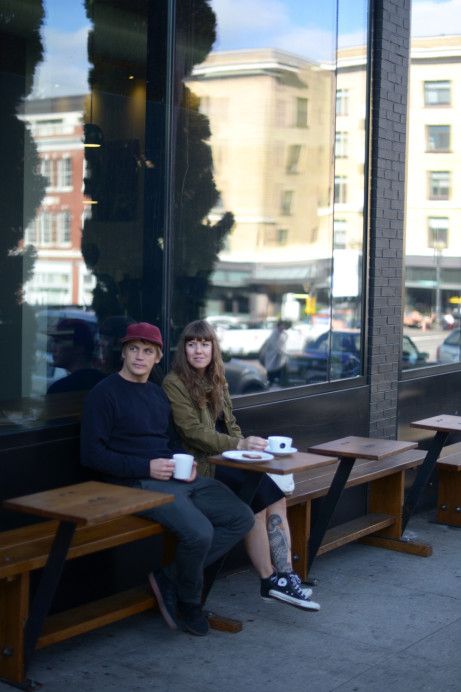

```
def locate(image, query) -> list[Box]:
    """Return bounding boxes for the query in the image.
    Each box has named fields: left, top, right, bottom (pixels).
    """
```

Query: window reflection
left=404, top=19, right=461, bottom=370
left=172, top=0, right=369, bottom=392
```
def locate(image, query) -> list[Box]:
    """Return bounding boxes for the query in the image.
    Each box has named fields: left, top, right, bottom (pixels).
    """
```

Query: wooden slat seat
left=0, top=515, right=165, bottom=580
left=286, top=448, right=429, bottom=580
left=0, top=515, right=173, bottom=687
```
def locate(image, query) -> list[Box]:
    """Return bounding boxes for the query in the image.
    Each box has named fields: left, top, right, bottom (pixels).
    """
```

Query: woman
left=163, top=320, right=319, bottom=611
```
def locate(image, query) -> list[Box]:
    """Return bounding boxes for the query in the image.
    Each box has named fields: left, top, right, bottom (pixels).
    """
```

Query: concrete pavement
left=1, top=510, right=460, bottom=692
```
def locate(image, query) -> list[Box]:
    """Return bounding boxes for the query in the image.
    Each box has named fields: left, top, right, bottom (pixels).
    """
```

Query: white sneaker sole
left=268, top=590, right=320, bottom=611
left=148, top=572, right=178, bottom=630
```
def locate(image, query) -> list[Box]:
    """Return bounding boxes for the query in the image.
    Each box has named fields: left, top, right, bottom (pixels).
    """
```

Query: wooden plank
left=37, top=586, right=155, bottom=649
left=3, top=481, right=174, bottom=526
left=0, top=573, right=29, bottom=685
left=437, top=455, right=461, bottom=472
left=367, top=471, right=404, bottom=538
left=286, top=450, right=425, bottom=506
left=0, top=516, right=164, bottom=579
left=411, top=414, right=461, bottom=433
left=207, top=612, right=243, bottom=633
left=359, top=536, right=432, bottom=557
left=208, top=451, right=337, bottom=475
left=316, top=513, right=396, bottom=555
left=309, top=436, right=417, bottom=461
left=437, top=466, right=461, bottom=527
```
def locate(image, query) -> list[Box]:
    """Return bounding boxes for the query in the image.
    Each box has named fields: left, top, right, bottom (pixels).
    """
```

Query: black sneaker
left=260, top=572, right=313, bottom=601
left=178, top=602, right=209, bottom=636
left=148, top=570, right=178, bottom=630
left=268, top=572, right=320, bottom=611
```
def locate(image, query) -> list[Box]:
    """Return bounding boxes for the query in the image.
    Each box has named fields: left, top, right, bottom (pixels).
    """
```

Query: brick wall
left=367, top=0, right=411, bottom=437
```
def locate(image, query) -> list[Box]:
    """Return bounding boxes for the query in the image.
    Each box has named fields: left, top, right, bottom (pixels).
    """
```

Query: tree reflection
left=0, top=0, right=46, bottom=402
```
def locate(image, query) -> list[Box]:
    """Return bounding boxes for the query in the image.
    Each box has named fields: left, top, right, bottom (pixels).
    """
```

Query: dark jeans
left=132, top=476, right=254, bottom=603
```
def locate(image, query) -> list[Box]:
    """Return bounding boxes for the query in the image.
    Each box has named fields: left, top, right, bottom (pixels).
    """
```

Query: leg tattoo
left=267, top=513, right=291, bottom=572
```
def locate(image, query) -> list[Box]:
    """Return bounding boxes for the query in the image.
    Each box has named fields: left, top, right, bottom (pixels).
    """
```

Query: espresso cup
left=267, top=436, right=293, bottom=453
left=173, top=453, right=194, bottom=480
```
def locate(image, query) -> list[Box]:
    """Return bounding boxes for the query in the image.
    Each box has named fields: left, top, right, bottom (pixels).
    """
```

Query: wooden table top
left=3, top=481, right=174, bottom=527
left=208, top=450, right=337, bottom=475
left=308, top=436, right=417, bottom=461
left=410, top=414, right=461, bottom=433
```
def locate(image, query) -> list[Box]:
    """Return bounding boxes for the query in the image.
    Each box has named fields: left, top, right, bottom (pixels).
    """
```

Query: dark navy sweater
left=81, top=373, right=177, bottom=480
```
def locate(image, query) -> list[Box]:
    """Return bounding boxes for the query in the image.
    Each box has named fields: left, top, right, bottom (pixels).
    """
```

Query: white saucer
left=223, top=450, right=274, bottom=462
left=264, top=447, right=297, bottom=456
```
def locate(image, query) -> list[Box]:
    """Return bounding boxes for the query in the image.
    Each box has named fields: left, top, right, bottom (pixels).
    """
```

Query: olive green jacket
left=162, top=371, right=242, bottom=477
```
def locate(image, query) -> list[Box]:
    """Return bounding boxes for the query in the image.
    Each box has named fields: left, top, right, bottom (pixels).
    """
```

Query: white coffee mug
left=267, top=436, right=292, bottom=453
left=173, top=454, right=194, bottom=480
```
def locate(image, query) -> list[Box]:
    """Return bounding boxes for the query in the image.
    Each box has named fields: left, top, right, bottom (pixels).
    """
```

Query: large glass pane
left=403, top=5, right=461, bottom=371
left=170, top=0, right=369, bottom=392
left=0, top=0, right=161, bottom=432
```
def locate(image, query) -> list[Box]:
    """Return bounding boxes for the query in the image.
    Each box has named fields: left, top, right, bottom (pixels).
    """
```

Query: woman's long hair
left=172, top=320, right=227, bottom=419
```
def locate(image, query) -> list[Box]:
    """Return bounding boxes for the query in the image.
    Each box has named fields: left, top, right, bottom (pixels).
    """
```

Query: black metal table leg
left=402, top=430, right=449, bottom=532
left=24, top=521, right=76, bottom=667
left=308, top=457, right=355, bottom=570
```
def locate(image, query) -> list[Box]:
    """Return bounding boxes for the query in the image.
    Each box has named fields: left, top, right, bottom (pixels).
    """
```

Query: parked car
left=217, top=320, right=276, bottom=358
left=285, top=330, right=429, bottom=384
left=224, top=356, right=269, bottom=394
left=436, top=329, right=461, bottom=364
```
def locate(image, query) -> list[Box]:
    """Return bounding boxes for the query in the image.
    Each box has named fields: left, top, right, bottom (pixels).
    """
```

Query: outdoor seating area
left=1, top=417, right=460, bottom=689
left=0, top=507, right=459, bottom=692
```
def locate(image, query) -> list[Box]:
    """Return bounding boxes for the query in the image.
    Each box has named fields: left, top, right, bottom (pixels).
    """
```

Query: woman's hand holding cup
left=237, top=436, right=268, bottom=452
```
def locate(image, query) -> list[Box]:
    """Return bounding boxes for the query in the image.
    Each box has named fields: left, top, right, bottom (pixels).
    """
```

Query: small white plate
left=222, top=450, right=274, bottom=462
left=264, top=447, right=297, bottom=456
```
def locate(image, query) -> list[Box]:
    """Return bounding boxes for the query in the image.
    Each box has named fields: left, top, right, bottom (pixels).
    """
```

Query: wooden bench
left=286, top=448, right=429, bottom=580
left=0, top=484, right=176, bottom=688
left=437, top=441, right=461, bottom=527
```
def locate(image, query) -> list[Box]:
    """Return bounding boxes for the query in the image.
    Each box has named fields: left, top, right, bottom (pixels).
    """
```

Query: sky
left=29, top=0, right=461, bottom=99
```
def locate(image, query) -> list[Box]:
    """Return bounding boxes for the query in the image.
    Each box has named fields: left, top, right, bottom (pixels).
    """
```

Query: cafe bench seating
left=286, top=448, right=429, bottom=580
left=0, top=515, right=174, bottom=687
left=437, top=441, right=461, bottom=527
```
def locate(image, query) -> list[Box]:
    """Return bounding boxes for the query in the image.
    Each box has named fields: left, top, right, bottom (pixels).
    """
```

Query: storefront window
left=0, top=0, right=162, bottom=432
left=170, top=0, right=369, bottom=392
left=0, top=0, right=370, bottom=434
left=403, top=5, right=461, bottom=371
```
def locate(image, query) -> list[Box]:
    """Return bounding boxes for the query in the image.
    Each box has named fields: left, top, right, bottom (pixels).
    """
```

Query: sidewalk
left=2, top=511, right=460, bottom=692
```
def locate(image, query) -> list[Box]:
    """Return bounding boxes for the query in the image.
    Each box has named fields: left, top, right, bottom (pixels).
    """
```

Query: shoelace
left=288, top=572, right=308, bottom=598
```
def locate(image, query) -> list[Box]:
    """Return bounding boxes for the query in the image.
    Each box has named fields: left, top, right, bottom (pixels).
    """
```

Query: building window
left=428, top=171, right=450, bottom=200
left=56, top=211, right=71, bottom=244
left=336, top=89, right=349, bottom=116
left=428, top=217, right=449, bottom=249
left=40, top=213, right=54, bottom=245
left=41, top=158, right=53, bottom=187
left=333, top=220, right=347, bottom=249
left=286, top=145, right=302, bottom=173
left=334, top=176, right=347, bottom=204
left=295, top=98, right=308, bottom=127
left=56, top=157, right=72, bottom=187
left=276, top=228, right=288, bottom=245
left=424, top=80, right=451, bottom=106
left=335, top=131, right=348, bottom=158
left=280, top=190, right=294, bottom=215
left=426, top=125, right=450, bottom=152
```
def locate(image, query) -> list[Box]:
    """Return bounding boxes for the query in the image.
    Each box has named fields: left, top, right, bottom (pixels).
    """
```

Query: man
left=259, top=320, right=289, bottom=386
left=81, top=322, right=254, bottom=636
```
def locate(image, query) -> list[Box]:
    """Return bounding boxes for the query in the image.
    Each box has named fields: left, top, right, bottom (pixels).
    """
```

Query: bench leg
left=287, top=501, right=311, bottom=581
left=0, top=574, right=29, bottom=687
left=359, top=472, right=432, bottom=557
left=437, top=467, right=461, bottom=527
